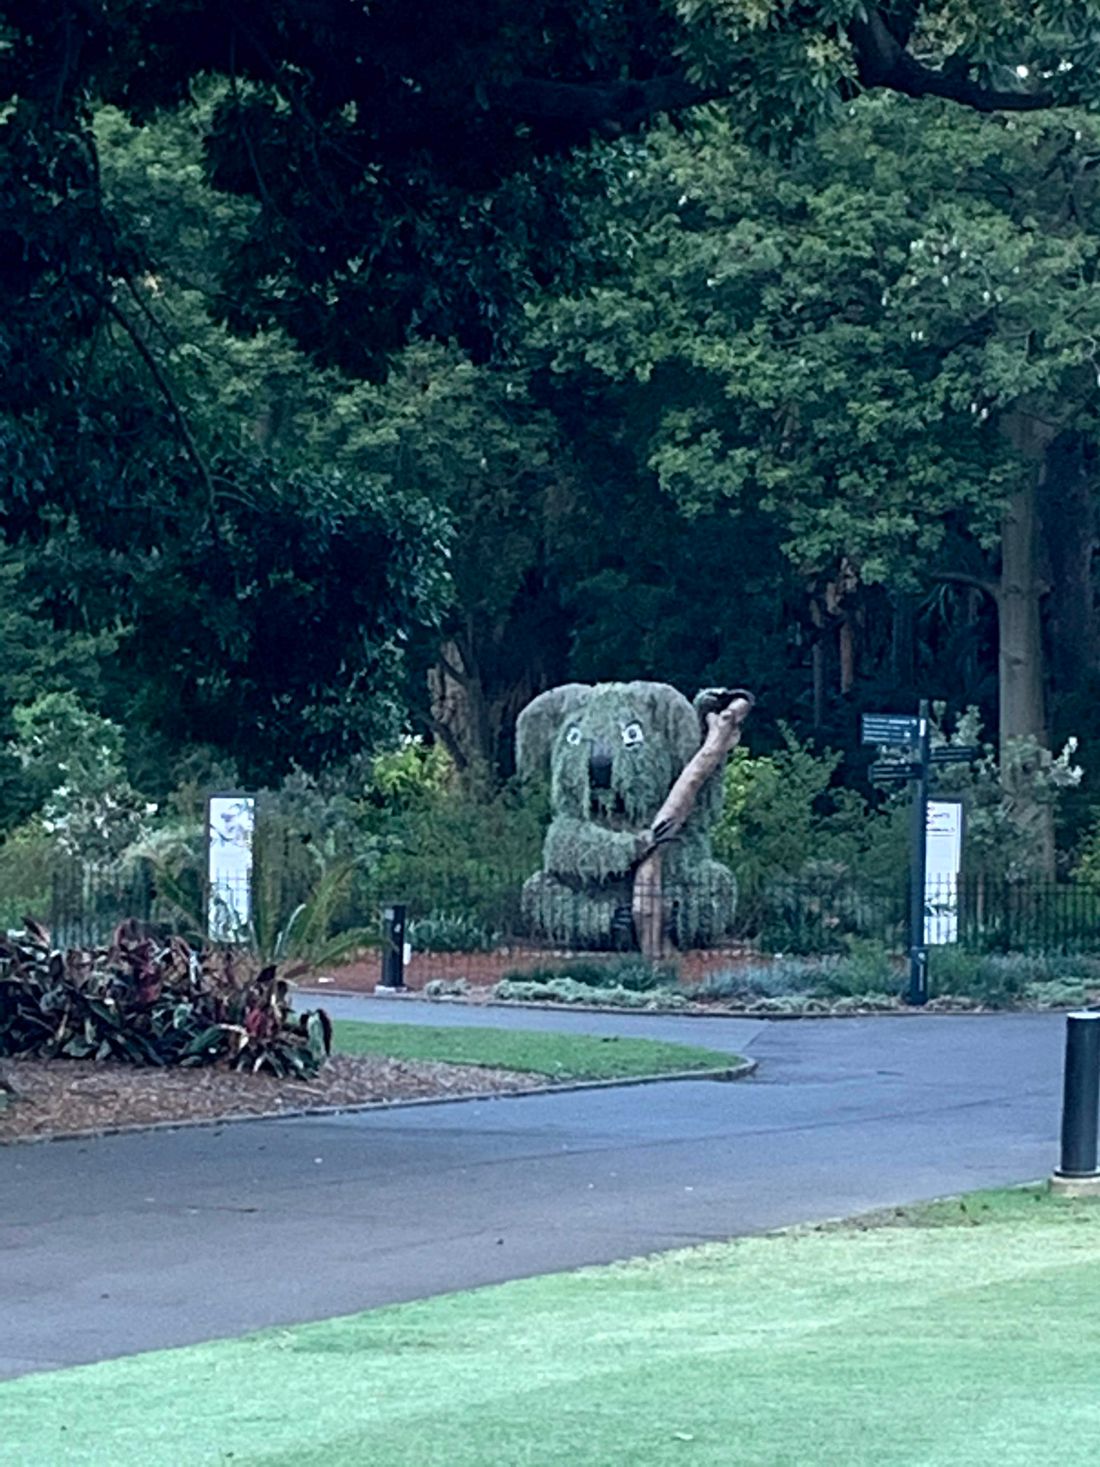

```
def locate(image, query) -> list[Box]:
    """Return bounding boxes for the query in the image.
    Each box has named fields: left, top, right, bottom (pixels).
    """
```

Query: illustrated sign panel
left=925, top=799, right=963, bottom=945
left=207, top=794, right=255, bottom=941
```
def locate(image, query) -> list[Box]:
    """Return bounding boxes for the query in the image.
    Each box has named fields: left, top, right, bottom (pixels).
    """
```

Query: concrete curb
left=308, top=988, right=1059, bottom=1021
left=1048, top=1172, right=1100, bottom=1198
left=2, top=1058, right=757, bottom=1149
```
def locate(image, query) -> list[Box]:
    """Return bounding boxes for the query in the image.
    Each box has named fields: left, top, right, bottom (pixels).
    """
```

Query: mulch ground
left=309, top=946, right=763, bottom=994
left=0, top=1053, right=543, bottom=1144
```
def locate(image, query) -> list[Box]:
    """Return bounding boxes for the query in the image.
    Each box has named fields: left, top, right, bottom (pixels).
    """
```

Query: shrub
left=0, top=919, right=331, bottom=1077
left=810, top=939, right=899, bottom=998
left=755, top=864, right=905, bottom=955
left=924, top=950, right=1100, bottom=1008
left=688, top=960, right=825, bottom=1002
left=493, top=977, right=689, bottom=1009
left=408, top=913, right=499, bottom=953
left=11, top=693, right=153, bottom=862
left=367, top=775, right=544, bottom=932
left=713, top=728, right=906, bottom=917
left=1025, top=977, right=1094, bottom=1009
left=0, top=823, right=56, bottom=932
left=499, top=957, right=679, bottom=992
left=688, top=948, right=900, bottom=1003
left=423, top=977, right=471, bottom=998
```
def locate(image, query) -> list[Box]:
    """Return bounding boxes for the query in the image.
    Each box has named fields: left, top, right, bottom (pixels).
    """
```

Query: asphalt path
left=0, top=997, right=1068, bottom=1378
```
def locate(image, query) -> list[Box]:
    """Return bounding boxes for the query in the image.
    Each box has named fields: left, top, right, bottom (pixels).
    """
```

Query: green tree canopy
left=531, top=97, right=1100, bottom=749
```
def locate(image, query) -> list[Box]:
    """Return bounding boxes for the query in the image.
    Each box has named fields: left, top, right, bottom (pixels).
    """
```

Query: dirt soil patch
left=0, top=1053, right=543, bottom=1144
left=309, top=946, right=761, bottom=995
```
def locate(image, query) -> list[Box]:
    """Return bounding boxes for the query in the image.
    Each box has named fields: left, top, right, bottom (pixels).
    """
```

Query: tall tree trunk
left=824, top=559, right=859, bottom=697
left=999, top=411, right=1056, bottom=875
left=427, top=633, right=494, bottom=787
left=429, top=594, right=567, bottom=788
left=1040, top=432, right=1098, bottom=699
left=890, top=592, right=915, bottom=689
left=838, top=618, right=855, bottom=695
left=998, top=481, right=1047, bottom=751
left=809, top=595, right=827, bottom=731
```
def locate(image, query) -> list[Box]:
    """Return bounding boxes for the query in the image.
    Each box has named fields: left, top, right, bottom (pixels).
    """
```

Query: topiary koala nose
left=589, top=739, right=613, bottom=790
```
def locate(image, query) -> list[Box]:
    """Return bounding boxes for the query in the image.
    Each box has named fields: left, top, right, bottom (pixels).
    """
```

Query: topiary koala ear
left=621, top=682, right=701, bottom=767
left=516, top=684, right=592, bottom=782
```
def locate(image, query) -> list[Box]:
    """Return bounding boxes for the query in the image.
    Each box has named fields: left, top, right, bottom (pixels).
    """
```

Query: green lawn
left=331, top=1018, right=740, bottom=1081
left=5, top=1187, right=1100, bottom=1466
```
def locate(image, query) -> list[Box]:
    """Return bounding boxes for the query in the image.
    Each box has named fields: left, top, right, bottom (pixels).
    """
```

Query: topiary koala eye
left=621, top=722, right=644, bottom=747
left=565, top=726, right=583, bottom=746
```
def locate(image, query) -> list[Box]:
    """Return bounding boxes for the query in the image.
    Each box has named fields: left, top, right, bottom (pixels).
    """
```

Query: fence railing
left=46, top=861, right=157, bottom=950
left=21, top=857, right=1100, bottom=960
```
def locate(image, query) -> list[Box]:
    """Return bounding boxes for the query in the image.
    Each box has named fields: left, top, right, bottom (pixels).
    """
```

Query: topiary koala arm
left=544, top=816, right=653, bottom=883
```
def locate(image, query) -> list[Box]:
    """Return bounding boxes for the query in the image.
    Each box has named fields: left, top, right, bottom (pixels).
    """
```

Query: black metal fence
left=740, top=876, right=1100, bottom=957
left=46, top=861, right=157, bottom=949
left=23, top=858, right=1100, bottom=959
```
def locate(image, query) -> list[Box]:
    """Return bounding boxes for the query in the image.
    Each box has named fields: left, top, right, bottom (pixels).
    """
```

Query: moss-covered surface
left=516, top=681, right=737, bottom=947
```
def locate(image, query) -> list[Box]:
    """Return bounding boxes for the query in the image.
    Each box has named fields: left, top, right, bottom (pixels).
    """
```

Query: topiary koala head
left=516, top=681, right=702, bottom=828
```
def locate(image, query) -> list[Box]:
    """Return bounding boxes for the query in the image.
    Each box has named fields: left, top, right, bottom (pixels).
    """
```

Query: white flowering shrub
left=11, top=692, right=154, bottom=862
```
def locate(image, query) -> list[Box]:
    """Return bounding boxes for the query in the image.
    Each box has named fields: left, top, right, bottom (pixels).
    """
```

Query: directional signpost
left=862, top=703, right=978, bottom=1005
left=861, top=713, right=919, bottom=747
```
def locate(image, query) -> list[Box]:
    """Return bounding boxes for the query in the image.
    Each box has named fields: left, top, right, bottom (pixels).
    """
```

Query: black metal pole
left=380, top=903, right=407, bottom=990
left=1058, top=1012, right=1100, bottom=1179
left=907, top=699, right=930, bottom=1007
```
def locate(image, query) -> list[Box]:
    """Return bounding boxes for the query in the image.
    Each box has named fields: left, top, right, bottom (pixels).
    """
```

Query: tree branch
left=849, top=11, right=1054, bottom=113
left=427, top=714, right=469, bottom=772
left=494, top=9, right=1057, bottom=136
left=91, top=291, right=220, bottom=531
left=436, top=652, right=471, bottom=690
left=490, top=71, right=722, bottom=135
left=929, top=569, right=1000, bottom=599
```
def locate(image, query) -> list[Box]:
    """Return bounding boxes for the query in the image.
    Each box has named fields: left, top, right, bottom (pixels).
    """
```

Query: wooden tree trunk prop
left=633, top=691, right=754, bottom=960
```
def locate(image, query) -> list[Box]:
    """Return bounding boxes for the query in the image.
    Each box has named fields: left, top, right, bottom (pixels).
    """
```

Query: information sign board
left=924, top=799, right=963, bottom=945
left=207, top=793, right=255, bottom=941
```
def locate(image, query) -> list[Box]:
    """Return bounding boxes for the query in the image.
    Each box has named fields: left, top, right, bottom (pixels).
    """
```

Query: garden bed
left=370, top=987, right=1084, bottom=1017
left=312, top=945, right=762, bottom=994
left=0, top=1020, right=744, bottom=1143
left=307, top=947, right=1100, bottom=1016
left=0, top=1051, right=542, bottom=1144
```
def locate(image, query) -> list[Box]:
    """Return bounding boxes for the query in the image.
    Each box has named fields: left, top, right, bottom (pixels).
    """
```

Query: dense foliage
left=0, top=920, right=332, bottom=1077
left=5, top=2, right=1100, bottom=910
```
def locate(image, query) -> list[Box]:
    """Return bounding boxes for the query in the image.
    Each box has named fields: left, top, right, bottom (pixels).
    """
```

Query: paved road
left=0, top=999, right=1067, bottom=1379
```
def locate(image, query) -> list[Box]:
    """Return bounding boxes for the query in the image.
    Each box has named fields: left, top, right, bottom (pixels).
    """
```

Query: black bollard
left=1052, top=1012, right=1100, bottom=1194
left=379, top=903, right=407, bottom=991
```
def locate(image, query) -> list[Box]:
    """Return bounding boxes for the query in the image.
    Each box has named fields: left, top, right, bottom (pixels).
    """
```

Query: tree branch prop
left=633, top=689, right=754, bottom=961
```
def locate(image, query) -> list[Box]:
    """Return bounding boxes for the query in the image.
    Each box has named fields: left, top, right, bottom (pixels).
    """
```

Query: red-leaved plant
left=0, top=919, right=332, bottom=1078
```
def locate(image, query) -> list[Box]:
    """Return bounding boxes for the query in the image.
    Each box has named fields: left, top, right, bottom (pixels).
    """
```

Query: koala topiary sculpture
left=516, top=681, right=739, bottom=950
